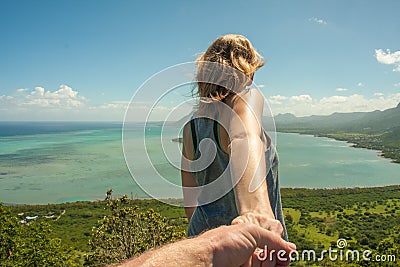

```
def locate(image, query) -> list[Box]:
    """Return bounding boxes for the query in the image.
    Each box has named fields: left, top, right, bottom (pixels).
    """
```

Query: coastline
left=3, top=185, right=400, bottom=206
left=277, top=130, right=400, bottom=164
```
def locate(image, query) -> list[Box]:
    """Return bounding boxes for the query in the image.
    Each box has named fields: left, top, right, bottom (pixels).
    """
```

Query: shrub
left=84, top=194, right=186, bottom=266
left=0, top=203, right=78, bottom=266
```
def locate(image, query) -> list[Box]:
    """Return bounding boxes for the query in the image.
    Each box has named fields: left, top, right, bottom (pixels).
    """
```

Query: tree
left=0, top=203, right=78, bottom=266
left=105, top=189, right=113, bottom=200
left=84, top=194, right=186, bottom=266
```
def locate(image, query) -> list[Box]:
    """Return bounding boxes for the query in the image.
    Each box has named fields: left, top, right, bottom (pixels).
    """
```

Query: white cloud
left=1, top=85, right=182, bottom=121
left=0, top=95, right=14, bottom=101
left=320, top=95, right=349, bottom=104
left=270, top=93, right=400, bottom=116
left=268, top=95, right=288, bottom=105
left=17, top=85, right=87, bottom=108
left=375, top=49, right=400, bottom=72
left=336, top=87, right=348, bottom=92
left=394, top=82, right=400, bottom=87
left=308, top=17, right=327, bottom=25
left=0, top=85, right=90, bottom=120
left=3, top=85, right=400, bottom=121
left=257, top=84, right=265, bottom=88
left=290, top=94, right=312, bottom=103
left=357, top=82, right=364, bottom=87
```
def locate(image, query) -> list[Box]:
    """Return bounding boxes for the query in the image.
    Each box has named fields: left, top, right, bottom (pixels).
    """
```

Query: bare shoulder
left=227, top=88, right=264, bottom=114
left=239, top=88, right=264, bottom=104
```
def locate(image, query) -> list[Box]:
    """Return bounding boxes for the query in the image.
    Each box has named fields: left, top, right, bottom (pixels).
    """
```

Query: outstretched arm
left=115, top=223, right=296, bottom=267
left=227, top=89, right=283, bottom=234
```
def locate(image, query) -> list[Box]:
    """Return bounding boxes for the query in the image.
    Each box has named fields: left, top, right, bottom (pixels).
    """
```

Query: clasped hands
left=226, top=212, right=295, bottom=267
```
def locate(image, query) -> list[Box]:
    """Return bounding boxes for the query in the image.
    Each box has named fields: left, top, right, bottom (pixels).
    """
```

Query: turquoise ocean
left=0, top=122, right=399, bottom=204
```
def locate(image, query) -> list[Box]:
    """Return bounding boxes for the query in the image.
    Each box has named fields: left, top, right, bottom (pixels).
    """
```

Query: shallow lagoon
left=0, top=123, right=399, bottom=204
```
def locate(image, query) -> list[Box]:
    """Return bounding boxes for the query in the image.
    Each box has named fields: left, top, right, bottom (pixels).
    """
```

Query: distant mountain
left=171, top=103, right=400, bottom=134
left=272, top=113, right=297, bottom=124
left=151, top=114, right=192, bottom=127
left=274, top=103, right=400, bottom=134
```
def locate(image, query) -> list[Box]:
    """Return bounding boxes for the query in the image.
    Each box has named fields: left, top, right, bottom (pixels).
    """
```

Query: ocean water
left=0, top=122, right=399, bottom=204
left=277, top=133, right=400, bottom=188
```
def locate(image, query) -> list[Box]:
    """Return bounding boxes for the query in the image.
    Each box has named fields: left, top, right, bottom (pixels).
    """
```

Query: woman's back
left=185, top=116, right=238, bottom=236
left=185, top=104, right=287, bottom=239
left=181, top=34, right=288, bottom=242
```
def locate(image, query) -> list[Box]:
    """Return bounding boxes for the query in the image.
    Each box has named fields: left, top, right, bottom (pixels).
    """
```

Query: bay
left=0, top=122, right=399, bottom=204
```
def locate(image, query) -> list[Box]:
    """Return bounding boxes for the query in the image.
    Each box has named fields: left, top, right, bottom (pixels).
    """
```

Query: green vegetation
left=0, top=204, right=79, bottom=266
left=3, top=186, right=400, bottom=266
left=327, top=131, right=400, bottom=163
left=84, top=195, right=186, bottom=266
left=282, top=186, right=400, bottom=266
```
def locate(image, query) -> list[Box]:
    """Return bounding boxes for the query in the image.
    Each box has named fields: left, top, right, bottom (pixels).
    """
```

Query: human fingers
left=251, top=251, right=261, bottom=267
left=232, top=215, right=245, bottom=225
left=253, top=214, right=283, bottom=236
left=201, top=224, right=264, bottom=267
left=240, top=255, right=253, bottom=267
left=232, top=213, right=271, bottom=226
left=232, top=214, right=284, bottom=237
left=245, top=225, right=295, bottom=264
left=261, top=257, right=276, bottom=267
left=253, top=248, right=276, bottom=267
left=265, top=219, right=283, bottom=237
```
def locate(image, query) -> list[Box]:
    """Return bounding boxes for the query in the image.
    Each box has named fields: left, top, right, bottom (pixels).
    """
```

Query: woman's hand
left=231, top=212, right=284, bottom=237
left=231, top=214, right=286, bottom=267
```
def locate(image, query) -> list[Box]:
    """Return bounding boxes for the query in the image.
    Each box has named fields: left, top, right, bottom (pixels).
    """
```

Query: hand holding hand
left=232, top=212, right=284, bottom=237
left=201, top=223, right=295, bottom=267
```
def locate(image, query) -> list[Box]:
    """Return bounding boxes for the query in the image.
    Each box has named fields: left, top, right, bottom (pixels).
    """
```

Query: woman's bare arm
left=181, top=123, right=198, bottom=221
left=227, top=88, right=275, bottom=219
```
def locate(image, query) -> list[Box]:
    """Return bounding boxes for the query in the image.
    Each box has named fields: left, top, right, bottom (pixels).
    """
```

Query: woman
left=181, top=34, right=287, bottom=241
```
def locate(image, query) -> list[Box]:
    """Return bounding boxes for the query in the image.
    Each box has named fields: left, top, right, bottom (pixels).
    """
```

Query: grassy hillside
left=6, top=186, right=400, bottom=266
left=275, top=103, right=400, bottom=134
left=8, top=199, right=187, bottom=252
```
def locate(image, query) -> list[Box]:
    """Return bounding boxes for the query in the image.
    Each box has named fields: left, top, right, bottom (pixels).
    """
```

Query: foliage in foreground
left=84, top=194, right=186, bottom=266
left=282, top=187, right=400, bottom=266
left=5, top=186, right=400, bottom=266
left=0, top=203, right=79, bottom=267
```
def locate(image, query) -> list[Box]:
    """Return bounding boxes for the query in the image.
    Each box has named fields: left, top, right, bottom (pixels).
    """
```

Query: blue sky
left=0, top=0, right=399, bottom=121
